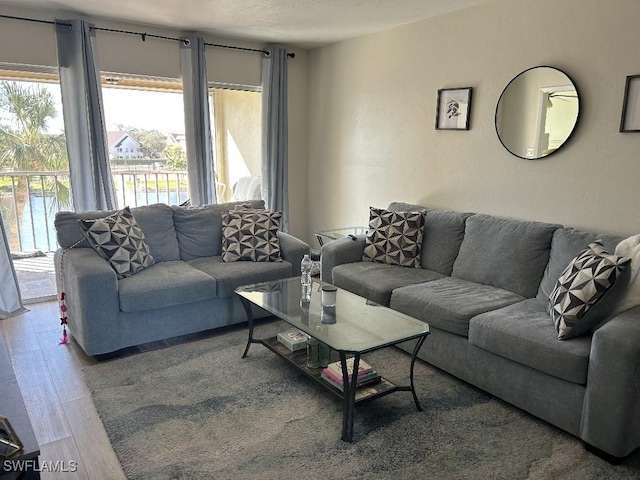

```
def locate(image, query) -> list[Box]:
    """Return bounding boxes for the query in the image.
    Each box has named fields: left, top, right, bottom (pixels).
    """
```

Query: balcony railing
left=0, top=169, right=189, bottom=253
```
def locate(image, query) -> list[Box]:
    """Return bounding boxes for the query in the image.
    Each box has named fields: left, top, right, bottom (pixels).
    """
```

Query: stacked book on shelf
left=320, top=357, right=381, bottom=391
left=276, top=328, right=310, bottom=352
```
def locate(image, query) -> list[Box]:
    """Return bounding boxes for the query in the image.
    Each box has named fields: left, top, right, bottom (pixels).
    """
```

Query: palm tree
left=0, top=80, right=69, bottom=251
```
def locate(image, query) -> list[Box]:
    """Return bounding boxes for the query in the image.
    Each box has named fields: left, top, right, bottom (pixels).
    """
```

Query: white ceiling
left=0, top=0, right=495, bottom=48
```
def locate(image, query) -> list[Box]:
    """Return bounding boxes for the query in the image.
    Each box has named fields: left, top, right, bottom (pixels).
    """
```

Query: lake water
left=17, top=191, right=189, bottom=252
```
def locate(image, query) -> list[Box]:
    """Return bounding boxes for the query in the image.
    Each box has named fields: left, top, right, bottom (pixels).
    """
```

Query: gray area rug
left=84, top=320, right=640, bottom=479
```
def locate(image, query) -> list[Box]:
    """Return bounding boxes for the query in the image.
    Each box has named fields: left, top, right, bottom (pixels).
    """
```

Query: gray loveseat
left=54, top=200, right=309, bottom=357
left=321, top=202, right=640, bottom=460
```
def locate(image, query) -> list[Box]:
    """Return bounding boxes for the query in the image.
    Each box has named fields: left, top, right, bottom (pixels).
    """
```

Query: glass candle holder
left=321, top=305, right=336, bottom=324
left=321, top=285, right=337, bottom=308
left=318, top=342, right=331, bottom=368
left=307, top=337, right=320, bottom=369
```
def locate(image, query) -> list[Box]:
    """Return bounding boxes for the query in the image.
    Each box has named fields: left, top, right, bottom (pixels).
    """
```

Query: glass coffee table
left=235, top=277, right=429, bottom=442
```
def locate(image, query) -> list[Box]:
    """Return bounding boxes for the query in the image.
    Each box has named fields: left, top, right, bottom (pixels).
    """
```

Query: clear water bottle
left=301, top=254, right=312, bottom=287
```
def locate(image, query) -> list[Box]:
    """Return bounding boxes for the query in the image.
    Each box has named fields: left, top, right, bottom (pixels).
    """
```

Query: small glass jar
left=307, top=337, right=330, bottom=369
left=321, top=306, right=336, bottom=324
left=307, top=337, right=320, bottom=368
left=318, top=342, right=331, bottom=368
left=322, top=285, right=337, bottom=308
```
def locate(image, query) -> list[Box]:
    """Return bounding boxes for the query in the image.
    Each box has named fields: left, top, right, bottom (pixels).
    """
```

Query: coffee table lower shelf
left=261, top=336, right=404, bottom=404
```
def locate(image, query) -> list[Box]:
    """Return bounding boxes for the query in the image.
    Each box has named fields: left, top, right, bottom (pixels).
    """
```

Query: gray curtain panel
left=181, top=36, right=217, bottom=206
left=261, top=47, right=289, bottom=232
left=55, top=19, right=116, bottom=212
left=0, top=214, right=27, bottom=319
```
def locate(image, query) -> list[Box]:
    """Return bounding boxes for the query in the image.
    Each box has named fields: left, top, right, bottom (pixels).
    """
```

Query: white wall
left=0, top=5, right=309, bottom=240
left=307, top=0, right=640, bottom=242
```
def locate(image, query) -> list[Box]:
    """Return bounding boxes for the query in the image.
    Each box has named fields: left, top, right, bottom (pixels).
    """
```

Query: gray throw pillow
left=549, top=240, right=630, bottom=340
left=78, top=207, right=155, bottom=279
left=363, top=207, right=425, bottom=268
left=221, top=210, right=282, bottom=262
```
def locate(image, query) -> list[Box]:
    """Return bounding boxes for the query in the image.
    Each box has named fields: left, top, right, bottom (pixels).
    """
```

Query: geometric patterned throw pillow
left=78, top=207, right=155, bottom=279
left=221, top=210, right=282, bottom=262
left=362, top=207, right=425, bottom=268
left=548, top=240, right=630, bottom=340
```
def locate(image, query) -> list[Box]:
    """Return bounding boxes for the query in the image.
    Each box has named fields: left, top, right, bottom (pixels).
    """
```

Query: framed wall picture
left=436, top=87, right=472, bottom=130
left=620, top=75, right=640, bottom=132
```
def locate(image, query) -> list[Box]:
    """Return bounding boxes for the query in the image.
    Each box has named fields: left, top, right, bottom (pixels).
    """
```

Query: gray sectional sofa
left=54, top=200, right=309, bottom=357
left=321, top=202, right=640, bottom=460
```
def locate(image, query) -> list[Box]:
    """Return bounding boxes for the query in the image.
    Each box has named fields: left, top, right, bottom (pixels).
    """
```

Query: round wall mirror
left=495, top=66, right=580, bottom=160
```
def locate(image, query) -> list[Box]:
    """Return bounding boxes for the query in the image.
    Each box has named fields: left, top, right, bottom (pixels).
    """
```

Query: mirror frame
left=495, top=66, right=580, bottom=160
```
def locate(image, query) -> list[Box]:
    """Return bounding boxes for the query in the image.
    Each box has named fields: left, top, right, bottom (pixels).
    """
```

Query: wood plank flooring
left=1, top=301, right=126, bottom=479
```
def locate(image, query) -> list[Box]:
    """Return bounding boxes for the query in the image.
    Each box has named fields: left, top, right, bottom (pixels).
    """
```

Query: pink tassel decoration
left=58, top=237, right=86, bottom=346
left=59, top=292, right=69, bottom=345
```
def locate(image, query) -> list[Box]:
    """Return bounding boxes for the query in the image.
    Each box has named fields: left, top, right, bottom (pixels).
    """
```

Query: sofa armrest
left=320, top=236, right=366, bottom=283
left=580, top=305, right=640, bottom=457
left=278, top=232, right=310, bottom=276
left=55, top=247, right=120, bottom=355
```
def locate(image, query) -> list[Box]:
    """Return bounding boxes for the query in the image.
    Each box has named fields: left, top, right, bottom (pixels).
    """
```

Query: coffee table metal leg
left=409, top=334, right=427, bottom=411
left=340, top=351, right=360, bottom=442
left=239, top=296, right=255, bottom=358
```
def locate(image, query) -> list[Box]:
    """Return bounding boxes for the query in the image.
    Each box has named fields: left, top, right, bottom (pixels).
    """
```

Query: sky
left=38, top=82, right=186, bottom=135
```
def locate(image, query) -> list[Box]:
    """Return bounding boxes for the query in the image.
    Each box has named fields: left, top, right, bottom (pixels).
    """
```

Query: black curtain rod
left=0, top=13, right=295, bottom=58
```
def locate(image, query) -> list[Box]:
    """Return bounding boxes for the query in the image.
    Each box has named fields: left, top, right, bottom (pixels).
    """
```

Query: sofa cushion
left=332, top=262, right=445, bottom=306
left=537, top=228, right=623, bottom=301
left=56, top=210, right=104, bottom=249
left=127, top=204, right=181, bottom=262
left=221, top=210, right=282, bottom=262
left=387, top=202, right=428, bottom=214
left=172, top=200, right=265, bottom=261
left=188, top=256, right=293, bottom=297
left=452, top=214, right=560, bottom=298
left=363, top=207, right=425, bottom=268
left=420, top=209, right=472, bottom=275
left=386, top=203, right=472, bottom=275
left=390, top=277, right=525, bottom=337
left=118, top=261, right=217, bottom=312
left=469, top=298, right=592, bottom=384
left=79, top=207, right=155, bottom=279
left=549, top=241, right=630, bottom=340
left=55, top=203, right=180, bottom=262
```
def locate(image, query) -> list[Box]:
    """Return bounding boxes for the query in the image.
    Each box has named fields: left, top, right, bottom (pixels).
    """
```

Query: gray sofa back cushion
left=55, top=203, right=180, bottom=262
left=536, top=228, right=623, bottom=301
left=56, top=211, right=104, bottom=249
left=452, top=214, right=560, bottom=298
left=387, top=203, right=471, bottom=276
left=173, top=200, right=265, bottom=261
left=421, top=209, right=472, bottom=275
left=387, top=202, right=428, bottom=213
